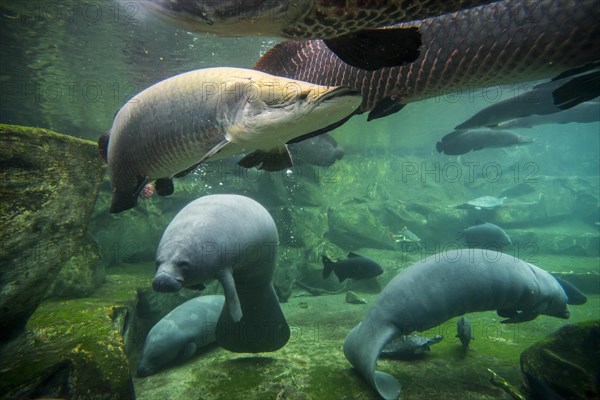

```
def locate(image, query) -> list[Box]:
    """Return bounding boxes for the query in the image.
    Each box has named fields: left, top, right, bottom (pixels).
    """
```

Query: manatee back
left=137, top=295, right=224, bottom=376
left=378, top=249, right=563, bottom=334
left=160, top=194, right=279, bottom=282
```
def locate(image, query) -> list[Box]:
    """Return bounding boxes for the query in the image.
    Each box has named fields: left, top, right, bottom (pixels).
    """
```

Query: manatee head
left=137, top=320, right=180, bottom=377
left=537, top=272, right=570, bottom=319
left=154, top=222, right=226, bottom=292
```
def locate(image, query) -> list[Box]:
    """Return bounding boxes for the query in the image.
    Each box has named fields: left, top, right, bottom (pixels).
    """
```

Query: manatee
left=456, top=316, right=474, bottom=351
left=137, top=295, right=224, bottom=377
left=153, top=194, right=290, bottom=353
left=343, top=249, right=579, bottom=400
left=380, top=334, right=444, bottom=359
left=462, top=221, right=512, bottom=249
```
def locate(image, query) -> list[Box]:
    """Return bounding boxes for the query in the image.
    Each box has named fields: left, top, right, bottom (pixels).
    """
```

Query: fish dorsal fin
left=347, top=252, right=362, bottom=258
left=254, top=40, right=307, bottom=78
left=552, top=68, right=600, bottom=110
left=550, top=60, right=600, bottom=81
left=323, top=27, right=422, bottom=71
left=201, top=139, right=231, bottom=163
left=367, top=98, right=406, bottom=121
left=237, top=146, right=293, bottom=171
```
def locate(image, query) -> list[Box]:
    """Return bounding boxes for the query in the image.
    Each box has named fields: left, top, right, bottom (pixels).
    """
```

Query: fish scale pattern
left=256, top=0, right=600, bottom=114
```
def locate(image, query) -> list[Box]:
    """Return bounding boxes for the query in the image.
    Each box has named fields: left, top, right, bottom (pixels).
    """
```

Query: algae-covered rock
left=520, top=321, right=600, bottom=399
left=0, top=124, right=105, bottom=341
left=46, top=233, right=105, bottom=299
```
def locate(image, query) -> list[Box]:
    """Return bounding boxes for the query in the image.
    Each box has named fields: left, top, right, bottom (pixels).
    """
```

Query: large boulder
left=520, top=321, right=600, bottom=399
left=0, top=124, right=104, bottom=341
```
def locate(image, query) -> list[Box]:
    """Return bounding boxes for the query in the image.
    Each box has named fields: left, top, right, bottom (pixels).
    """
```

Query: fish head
left=222, top=77, right=361, bottom=151
left=139, top=0, right=307, bottom=37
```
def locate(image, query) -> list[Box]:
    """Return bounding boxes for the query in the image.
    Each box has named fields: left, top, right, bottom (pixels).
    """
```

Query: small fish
left=288, top=134, right=344, bottom=167
left=436, top=129, right=534, bottom=155
left=322, top=252, right=383, bottom=282
left=462, top=221, right=512, bottom=249
left=140, top=0, right=499, bottom=70
left=345, top=291, right=367, bottom=305
left=456, top=196, right=507, bottom=211
left=456, top=316, right=474, bottom=351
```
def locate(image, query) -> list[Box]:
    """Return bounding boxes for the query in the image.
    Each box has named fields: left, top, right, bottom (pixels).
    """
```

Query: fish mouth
left=316, top=86, right=361, bottom=105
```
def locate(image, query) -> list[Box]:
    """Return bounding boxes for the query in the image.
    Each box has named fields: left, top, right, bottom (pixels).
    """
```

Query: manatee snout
left=152, top=271, right=183, bottom=292
left=136, top=364, right=153, bottom=377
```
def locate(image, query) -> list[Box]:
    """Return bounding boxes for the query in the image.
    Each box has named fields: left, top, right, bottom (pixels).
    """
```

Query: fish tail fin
left=322, top=255, right=334, bottom=279
left=435, top=141, right=444, bottom=153
left=98, top=131, right=110, bottom=162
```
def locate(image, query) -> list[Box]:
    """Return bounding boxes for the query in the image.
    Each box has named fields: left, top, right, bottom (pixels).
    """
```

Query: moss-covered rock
left=0, top=266, right=146, bottom=400
left=0, top=124, right=105, bottom=341
left=46, top=233, right=105, bottom=299
left=520, top=320, right=600, bottom=399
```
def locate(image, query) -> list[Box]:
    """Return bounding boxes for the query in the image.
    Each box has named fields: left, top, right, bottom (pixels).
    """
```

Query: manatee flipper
left=219, top=269, right=243, bottom=323
left=343, top=322, right=401, bottom=400
left=553, top=276, right=587, bottom=305
left=181, top=342, right=197, bottom=361
left=216, top=283, right=290, bottom=353
left=500, top=310, right=540, bottom=323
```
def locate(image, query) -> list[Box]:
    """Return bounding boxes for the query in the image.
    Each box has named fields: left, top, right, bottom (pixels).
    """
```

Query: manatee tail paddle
left=344, top=322, right=401, bottom=400
left=216, top=283, right=290, bottom=353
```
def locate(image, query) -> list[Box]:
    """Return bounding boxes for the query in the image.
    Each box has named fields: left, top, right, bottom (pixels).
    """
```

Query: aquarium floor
left=126, top=267, right=600, bottom=400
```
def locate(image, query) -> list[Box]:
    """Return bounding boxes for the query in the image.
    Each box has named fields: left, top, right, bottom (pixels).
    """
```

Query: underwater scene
left=0, top=1, right=599, bottom=399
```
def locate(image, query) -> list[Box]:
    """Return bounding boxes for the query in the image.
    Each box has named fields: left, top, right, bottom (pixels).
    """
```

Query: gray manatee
left=153, top=194, right=290, bottom=353
left=343, top=249, right=577, bottom=400
left=137, top=295, right=224, bottom=377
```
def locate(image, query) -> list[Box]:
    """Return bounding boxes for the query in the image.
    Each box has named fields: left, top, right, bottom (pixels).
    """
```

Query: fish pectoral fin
left=155, top=177, right=174, bottom=196
left=367, top=97, right=406, bottom=121
left=237, top=146, right=292, bottom=171
left=323, top=27, right=422, bottom=71
left=193, top=139, right=231, bottom=167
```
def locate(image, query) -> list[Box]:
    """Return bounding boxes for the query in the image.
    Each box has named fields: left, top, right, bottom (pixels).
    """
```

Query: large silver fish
left=101, top=67, right=361, bottom=213
left=139, top=0, right=499, bottom=70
